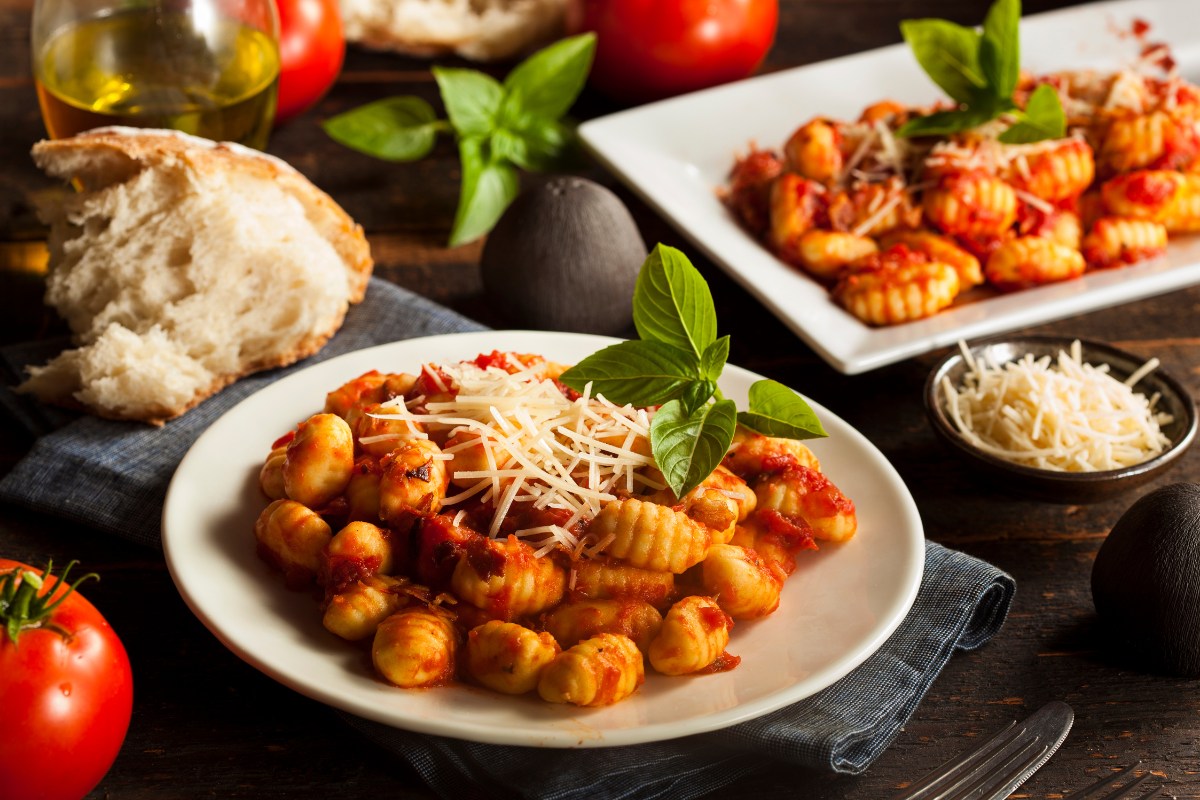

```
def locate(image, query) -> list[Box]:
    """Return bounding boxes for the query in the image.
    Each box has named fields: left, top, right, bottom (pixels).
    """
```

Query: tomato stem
left=0, top=560, right=99, bottom=645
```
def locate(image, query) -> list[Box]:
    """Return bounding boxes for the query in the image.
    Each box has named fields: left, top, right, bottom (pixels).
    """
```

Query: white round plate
left=162, top=330, right=925, bottom=748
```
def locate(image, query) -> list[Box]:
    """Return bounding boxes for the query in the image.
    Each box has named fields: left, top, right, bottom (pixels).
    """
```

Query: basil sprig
left=897, top=0, right=1065, bottom=143
left=323, top=34, right=596, bottom=246
left=559, top=245, right=827, bottom=498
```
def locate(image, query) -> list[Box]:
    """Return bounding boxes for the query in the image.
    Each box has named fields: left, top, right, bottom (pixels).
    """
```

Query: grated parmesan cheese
left=940, top=340, right=1173, bottom=472
left=371, top=360, right=661, bottom=553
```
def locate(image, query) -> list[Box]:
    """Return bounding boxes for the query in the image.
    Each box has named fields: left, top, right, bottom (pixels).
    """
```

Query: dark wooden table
left=3, top=0, right=1199, bottom=797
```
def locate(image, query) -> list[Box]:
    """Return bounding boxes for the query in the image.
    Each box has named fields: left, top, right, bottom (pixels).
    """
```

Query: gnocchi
left=252, top=353, right=860, bottom=707
left=725, top=65, right=1200, bottom=325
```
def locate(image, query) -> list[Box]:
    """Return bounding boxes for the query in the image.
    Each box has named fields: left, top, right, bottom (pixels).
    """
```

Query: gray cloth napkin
left=0, top=277, right=1016, bottom=799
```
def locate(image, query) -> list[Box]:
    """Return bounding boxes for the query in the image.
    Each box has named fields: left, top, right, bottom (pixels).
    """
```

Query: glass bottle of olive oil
left=34, top=7, right=279, bottom=149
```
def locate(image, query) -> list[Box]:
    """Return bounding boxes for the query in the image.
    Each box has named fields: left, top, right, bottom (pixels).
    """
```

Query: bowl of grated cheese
left=924, top=336, right=1197, bottom=503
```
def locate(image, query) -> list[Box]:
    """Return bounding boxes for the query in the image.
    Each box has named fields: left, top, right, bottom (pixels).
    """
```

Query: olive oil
left=35, top=10, right=279, bottom=149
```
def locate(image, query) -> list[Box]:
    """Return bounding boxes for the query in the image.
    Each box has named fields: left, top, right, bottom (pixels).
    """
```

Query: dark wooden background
left=3, top=0, right=1200, bottom=797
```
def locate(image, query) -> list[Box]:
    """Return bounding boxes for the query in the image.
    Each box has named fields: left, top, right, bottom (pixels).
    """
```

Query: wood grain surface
left=2, top=0, right=1199, bottom=797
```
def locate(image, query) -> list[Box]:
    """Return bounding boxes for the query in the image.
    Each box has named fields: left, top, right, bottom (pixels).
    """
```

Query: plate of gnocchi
left=579, top=0, right=1200, bottom=375
left=162, top=330, right=924, bottom=747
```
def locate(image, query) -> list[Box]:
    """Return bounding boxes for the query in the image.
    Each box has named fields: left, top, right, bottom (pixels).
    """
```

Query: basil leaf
left=492, top=119, right=575, bottom=172
left=322, top=97, right=445, bottom=162
left=681, top=380, right=717, bottom=417
left=896, top=106, right=994, bottom=138
left=900, top=18, right=986, bottom=105
left=501, top=33, right=596, bottom=123
left=448, top=137, right=519, bottom=246
left=633, top=245, right=717, bottom=359
left=737, top=380, right=828, bottom=440
left=998, top=83, right=1066, bottom=144
left=651, top=398, right=737, bottom=498
left=433, top=67, right=504, bottom=138
left=980, top=0, right=1020, bottom=99
left=558, top=340, right=700, bottom=406
left=700, top=335, right=730, bottom=382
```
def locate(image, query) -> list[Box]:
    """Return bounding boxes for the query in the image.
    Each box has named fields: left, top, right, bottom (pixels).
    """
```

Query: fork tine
left=898, top=721, right=1024, bottom=798
left=1071, top=763, right=1161, bottom=800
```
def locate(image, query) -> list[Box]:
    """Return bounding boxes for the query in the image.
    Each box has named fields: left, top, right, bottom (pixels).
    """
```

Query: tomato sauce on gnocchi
left=725, top=64, right=1200, bottom=326
left=252, top=353, right=858, bottom=706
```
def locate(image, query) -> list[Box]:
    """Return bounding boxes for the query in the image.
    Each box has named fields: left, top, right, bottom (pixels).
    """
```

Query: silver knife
left=894, top=701, right=1074, bottom=800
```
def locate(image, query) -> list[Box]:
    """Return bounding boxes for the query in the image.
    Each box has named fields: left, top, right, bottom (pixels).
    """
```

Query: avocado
left=480, top=177, right=646, bottom=335
left=1091, top=482, right=1200, bottom=676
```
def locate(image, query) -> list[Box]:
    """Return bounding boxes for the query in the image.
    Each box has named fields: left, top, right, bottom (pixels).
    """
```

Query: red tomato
left=566, top=0, right=779, bottom=104
left=0, top=560, right=133, bottom=800
left=274, top=0, right=345, bottom=125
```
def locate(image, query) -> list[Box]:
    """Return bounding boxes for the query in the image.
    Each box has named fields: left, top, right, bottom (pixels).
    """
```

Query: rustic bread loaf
left=340, top=0, right=567, bottom=61
left=19, top=127, right=373, bottom=424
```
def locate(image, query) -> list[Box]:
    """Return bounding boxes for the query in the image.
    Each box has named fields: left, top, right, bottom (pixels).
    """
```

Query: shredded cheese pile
left=940, top=340, right=1174, bottom=472
left=373, top=359, right=661, bottom=555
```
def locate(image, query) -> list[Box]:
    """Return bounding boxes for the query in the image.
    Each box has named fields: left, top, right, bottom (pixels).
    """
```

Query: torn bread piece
left=19, top=127, right=373, bottom=424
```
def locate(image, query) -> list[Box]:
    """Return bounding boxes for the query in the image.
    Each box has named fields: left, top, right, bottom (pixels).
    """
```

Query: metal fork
left=895, top=701, right=1073, bottom=800
left=1069, top=762, right=1169, bottom=799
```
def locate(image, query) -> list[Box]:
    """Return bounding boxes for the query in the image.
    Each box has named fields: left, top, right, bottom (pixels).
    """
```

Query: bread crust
left=25, top=128, right=374, bottom=424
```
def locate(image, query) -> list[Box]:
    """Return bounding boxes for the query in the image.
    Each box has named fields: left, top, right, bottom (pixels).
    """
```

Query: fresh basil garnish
left=323, top=33, right=596, bottom=246
left=560, top=245, right=827, bottom=498
left=897, top=0, right=1065, bottom=143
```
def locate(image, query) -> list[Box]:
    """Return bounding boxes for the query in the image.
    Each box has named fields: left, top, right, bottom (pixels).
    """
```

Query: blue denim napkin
left=0, top=277, right=1016, bottom=799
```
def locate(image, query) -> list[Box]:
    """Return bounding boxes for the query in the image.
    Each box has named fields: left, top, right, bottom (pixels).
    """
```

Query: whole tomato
left=0, top=560, right=133, bottom=800
left=566, top=0, right=779, bottom=104
left=274, top=0, right=345, bottom=125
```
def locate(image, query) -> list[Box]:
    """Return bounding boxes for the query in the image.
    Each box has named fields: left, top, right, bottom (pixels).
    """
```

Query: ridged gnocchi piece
left=1082, top=217, right=1169, bottom=269
left=569, top=557, right=676, bottom=609
left=378, top=438, right=449, bottom=525
left=724, top=428, right=820, bottom=478
left=1035, top=211, right=1083, bottom=251
left=537, top=633, right=644, bottom=707
left=984, top=236, right=1086, bottom=291
left=465, top=621, right=560, bottom=695
left=324, top=371, right=417, bottom=419
left=324, top=521, right=394, bottom=589
left=346, top=402, right=424, bottom=457
left=1099, top=110, right=1199, bottom=175
left=283, top=413, right=355, bottom=509
left=701, top=544, right=784, bottom=620
left=728, top=522, right=797, bottom=580
left=322, top=575, right=408, bottom=641
left=543, top=599, right=664, bottom=652
left=648, top=596, right=733, bottom=676
left=1161, top=173, right=1200, bottom=232
left=254, top=499, right=333, bottom=588
left=923, top=174, right=1018, bottom=238
left=259, top=445, right=287, bottom=500
left=827, top=179, right=919, bottom=238
left=648, top=476, right=741, bottom=544
left=784, top=118, right=843, bottom=183
left=451, top=536, right=566, bottom=620
left=372, top=607, right=458, bottom=688
left=345, top=462, right=382, bottom=522
left=833, top=258, right=959, bottom=326
left=880, top=229, right=984, bottom=290
left=591, top=498, right=713, bottom=574
left=1006, top=138, right=1095, bottom=201
left=442, top=430, right=493, bottom=489
left=795, top=230, right=879, bottom=281
left=1101, top=169, right=1186, bottom=222
left=753, top=465, right=857, bottom=542
left=768, top=173, right=824, bottom=265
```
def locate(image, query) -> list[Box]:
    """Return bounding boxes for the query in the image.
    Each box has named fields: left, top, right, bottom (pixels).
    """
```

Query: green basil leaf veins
left=558, top=340, right=701, bottom=406
left=651, top=398, right=738, bottom=499
left=979, top=0, right=1020, bottom=99
left=998, top=83, right=1066, bottom=144
left=897, top=105, right=997, bottom=138
left=321, top=97, right=446, bottom=162
left=448, top=137, right=519, bottom=247
left=699, top=336, right=730, bottom=383
left=633, top=244, right=717, bottom=359
left=501, top=33, right=596, bottom=123
left=899, top=18, right=987, bottom=106
left=737, top=379, right=828, bottom=440
left=433, top=67, right=504, bottom=138
left=680, top=380, right=717, bottom=417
